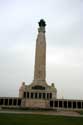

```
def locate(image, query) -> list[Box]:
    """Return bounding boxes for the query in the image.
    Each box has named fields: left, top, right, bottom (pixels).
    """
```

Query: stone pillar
left=12, top=98, right=14, bottom=105
left=33, top=93, right=35, bottom=99
left=71, top=101, right=73, bottom=109
left=37, top=93, right=39, bottom=99
left=67, top=100, right=68, bottom=109
left=41, top=93, right=43, bottom=99
left=45, top=93, right=47, bottom=99
left=53, top=101, right=54, bottom=108
left=58, top=100, right=59, bottom=108
left=33, top=19, right=47, bottom=84
left=8, top=98, right=9, bottom=106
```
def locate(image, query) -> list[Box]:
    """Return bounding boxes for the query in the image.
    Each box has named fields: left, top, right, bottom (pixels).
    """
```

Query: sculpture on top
left=38, top=19, right=46, bottom=27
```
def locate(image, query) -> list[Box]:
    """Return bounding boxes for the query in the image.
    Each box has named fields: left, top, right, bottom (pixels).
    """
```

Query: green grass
left=78, top=111, right=83, bottom=115
left=0, top=113, right=83, bottom=125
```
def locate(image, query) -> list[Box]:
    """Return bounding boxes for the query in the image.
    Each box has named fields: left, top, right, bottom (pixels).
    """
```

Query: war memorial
left=0, top=19, right=83, bottom=111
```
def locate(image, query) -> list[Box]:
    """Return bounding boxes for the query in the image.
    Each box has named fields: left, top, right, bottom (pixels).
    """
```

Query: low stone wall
left=0, top=97, right=83, bottom=111
left=50, top=99, right=83, bottom=111
left=0, top=97, right=21, bottom=107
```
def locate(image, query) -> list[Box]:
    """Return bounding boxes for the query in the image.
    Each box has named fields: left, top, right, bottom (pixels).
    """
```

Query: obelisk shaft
left=34, top=20, right=46, bottom=83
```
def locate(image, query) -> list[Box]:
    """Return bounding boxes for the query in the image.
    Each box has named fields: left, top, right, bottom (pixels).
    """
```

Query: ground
left=0, top=112, right=83, bottom=125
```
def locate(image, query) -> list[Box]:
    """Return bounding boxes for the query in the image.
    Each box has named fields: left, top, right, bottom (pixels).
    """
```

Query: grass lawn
left=0, top=113, right=83, bottom=125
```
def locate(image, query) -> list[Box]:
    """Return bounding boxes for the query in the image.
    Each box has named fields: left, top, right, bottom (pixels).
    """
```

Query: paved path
left=0, top=110, right=83, bottom=117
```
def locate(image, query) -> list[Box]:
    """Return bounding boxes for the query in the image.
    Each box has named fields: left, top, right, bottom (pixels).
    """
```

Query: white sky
left=0, top=0, right=82, bottom=99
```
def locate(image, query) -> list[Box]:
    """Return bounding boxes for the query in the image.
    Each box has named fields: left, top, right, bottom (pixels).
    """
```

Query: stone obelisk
left=33, top=19, right=47, bottom=85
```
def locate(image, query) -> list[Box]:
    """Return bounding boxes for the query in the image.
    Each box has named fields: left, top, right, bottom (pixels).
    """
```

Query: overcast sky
left=0, top=0, right=82, bottom=99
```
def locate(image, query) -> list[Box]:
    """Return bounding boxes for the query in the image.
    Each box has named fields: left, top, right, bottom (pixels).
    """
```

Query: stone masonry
left=19, top=19, right=57, bottom=108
